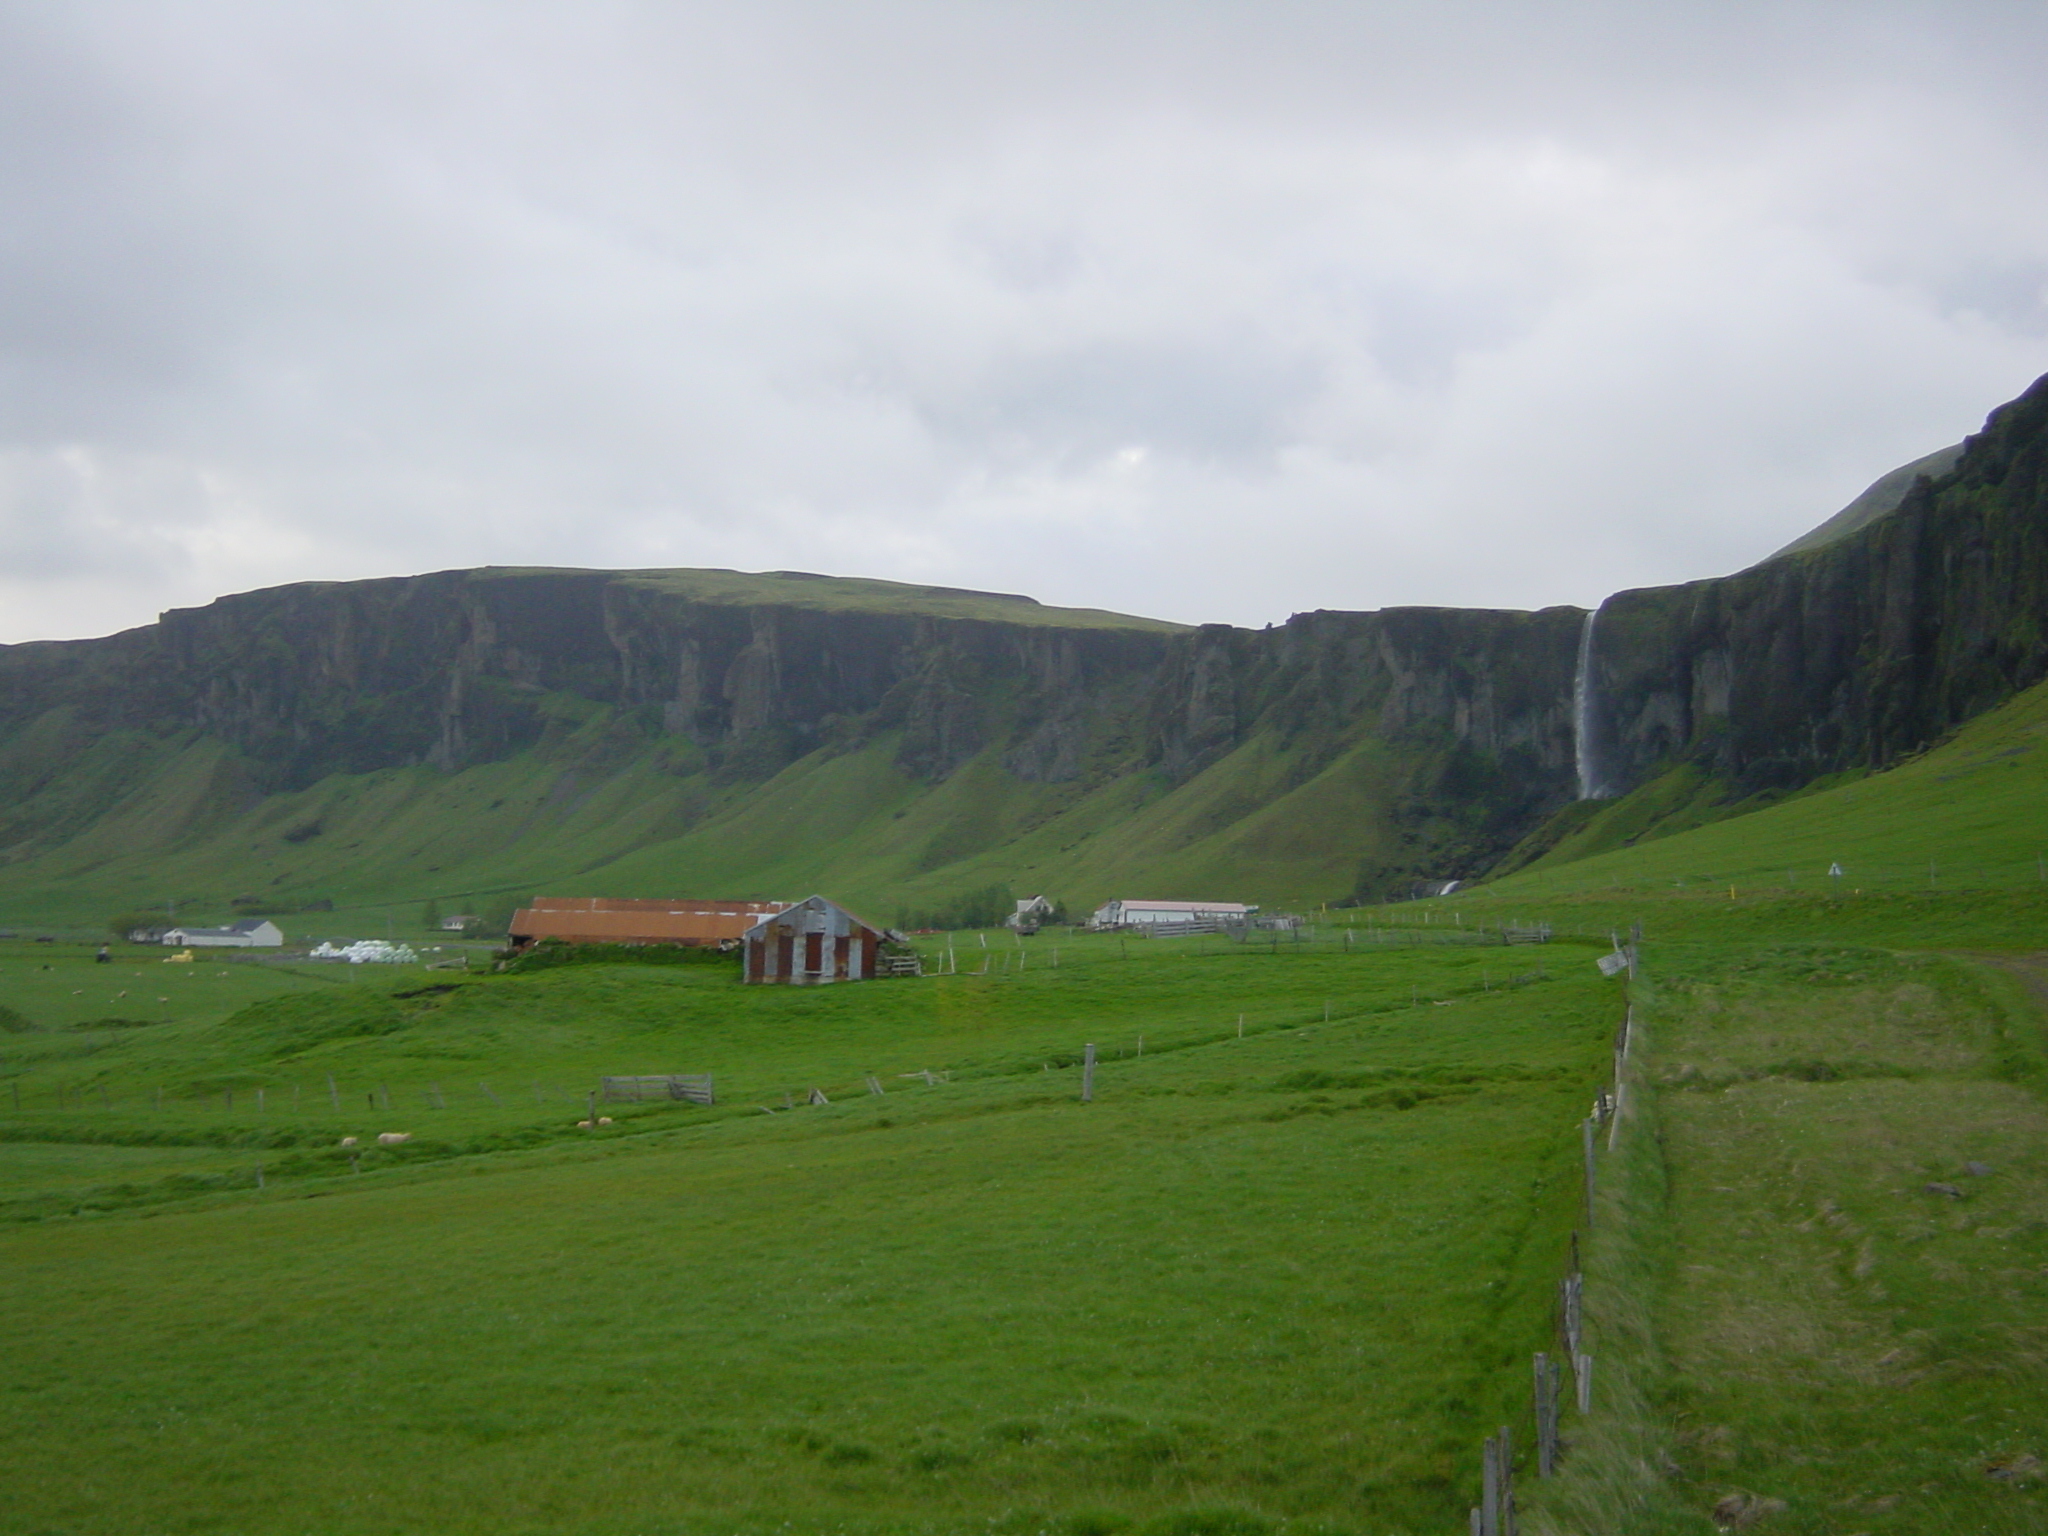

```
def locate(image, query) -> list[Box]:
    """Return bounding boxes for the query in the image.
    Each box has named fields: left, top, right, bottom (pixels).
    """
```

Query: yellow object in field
left=163, top=949, right=194, bottom=963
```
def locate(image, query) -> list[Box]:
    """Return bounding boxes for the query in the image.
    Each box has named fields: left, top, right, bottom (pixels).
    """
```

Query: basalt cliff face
left=1587, top=371, right=2048, bottom=800
left=3, top=371, right=2046, bottom=917
left=0, top=566, right=1588, bottom=904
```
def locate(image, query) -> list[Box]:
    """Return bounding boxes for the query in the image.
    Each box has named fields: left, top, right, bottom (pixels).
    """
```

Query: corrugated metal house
left=507, top=896, right=788, bottom=950
left=742, top=896, right=887, bottom=985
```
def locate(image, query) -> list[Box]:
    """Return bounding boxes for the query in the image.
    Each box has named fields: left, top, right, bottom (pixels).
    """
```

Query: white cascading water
left=1574, top=605, right=1608, bottom=800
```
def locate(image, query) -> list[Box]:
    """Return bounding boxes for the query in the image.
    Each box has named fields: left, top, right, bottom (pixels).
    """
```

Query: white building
left=161, top=919, right=284, bottom=948
left=1087, top=899, right=1256, bottom=931
left=1006, top=895, right=1056, bottom=930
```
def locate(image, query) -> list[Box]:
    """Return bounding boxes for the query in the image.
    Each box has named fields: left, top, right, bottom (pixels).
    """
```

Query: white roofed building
left=1087, top=899, right=1256, bottom=931
left=161, top=919, right=284, bottom=948
left=1007, top=895, right=1056, bottom=930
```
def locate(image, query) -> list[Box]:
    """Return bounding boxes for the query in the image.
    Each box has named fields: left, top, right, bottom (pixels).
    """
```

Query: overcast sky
left=3, top=1, right=2046, bottom=643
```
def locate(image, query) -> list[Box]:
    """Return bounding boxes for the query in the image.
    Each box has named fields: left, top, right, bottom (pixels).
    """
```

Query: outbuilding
left=742, top=896, right=888, bottom=985
left=1007, top=895, right=1056, bottom=932
left=162, top=918, right=284, bottom=948
left=1087, top=899, right=1255, bottom=932
left=507, top=896, right=788, bottom=950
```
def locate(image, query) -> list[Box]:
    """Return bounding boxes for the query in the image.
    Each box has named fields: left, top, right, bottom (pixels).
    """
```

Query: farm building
left=1007, top=895, right=1056, bottom=931
left=161, top=919, right=284, bottom=948
left=1087, top=899, right=1256, bottom=932
left=507, top=896, right=788, bottom=951
left=742, top=896, right=888, bottom=985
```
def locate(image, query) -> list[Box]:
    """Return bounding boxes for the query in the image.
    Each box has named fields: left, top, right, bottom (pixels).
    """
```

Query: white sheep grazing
left=576, top=1119, right=593, bottom=1128
left=376, top=1131, right=411, bottom=1146
left=338, top=1136, right=359, bottom=1148
left=597, top=1116, right=613, bottom=1125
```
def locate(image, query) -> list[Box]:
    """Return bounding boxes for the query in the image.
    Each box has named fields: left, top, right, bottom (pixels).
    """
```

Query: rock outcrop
left=1590, top=372, right=2048, bottom=795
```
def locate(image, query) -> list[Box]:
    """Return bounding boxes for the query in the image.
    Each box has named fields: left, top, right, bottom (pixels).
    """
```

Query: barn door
left=804, top=930, right=824, bottom=975
left=833, top=934, right=850, bottom=979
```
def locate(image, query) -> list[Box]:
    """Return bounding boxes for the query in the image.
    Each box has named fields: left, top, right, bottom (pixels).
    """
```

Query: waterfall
left=1573, top=605, right=1609, bottom=800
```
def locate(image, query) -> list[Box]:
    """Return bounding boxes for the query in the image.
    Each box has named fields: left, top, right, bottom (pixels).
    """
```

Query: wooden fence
left=600, top=1074, right=714, bottom=1105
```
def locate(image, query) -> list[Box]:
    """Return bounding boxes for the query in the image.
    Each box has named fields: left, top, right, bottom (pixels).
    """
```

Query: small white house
left=439, top=914, right=478, bottom=932
left=162, top=919, right=284, bottom=949
left=1007, top=895, right=1056, bottom=930
left=1088, top=899, right=1256, bottom=931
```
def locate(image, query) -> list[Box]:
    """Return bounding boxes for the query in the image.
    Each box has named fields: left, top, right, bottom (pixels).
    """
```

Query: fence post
left=586, top=1089, right=597, bottom=1126
left=1534, top=1353, right=1559, bottom=1476
left=327, top=1073, right=339, bottom=1110
left=1481, top=1433, right=1500, bottom=1536
left=1081, top=1042, right=1096, bottom=1102
left=1582, top=1118, right=1597, bottom=1224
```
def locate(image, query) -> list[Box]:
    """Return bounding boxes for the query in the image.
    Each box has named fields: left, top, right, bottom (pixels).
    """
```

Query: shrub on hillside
left=897, top=882, right=1017, bottom=931
left=106, top=910, right=169, bottom=941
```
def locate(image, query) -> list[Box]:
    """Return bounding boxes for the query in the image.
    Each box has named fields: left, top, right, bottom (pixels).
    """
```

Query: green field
left=9, top=664, right=2048, bottom=1532
left=1433, top=686, right=2048, bottom=1533
left=0, top=930, right=1617, bottom=1535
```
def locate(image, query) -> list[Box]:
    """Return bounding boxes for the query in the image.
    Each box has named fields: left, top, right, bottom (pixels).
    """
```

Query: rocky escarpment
left=0, top=567, right=1591, bottom=890
left=1587, top=371, right=2048, bottom=797
left=4, top=371, right=2047, bottom=901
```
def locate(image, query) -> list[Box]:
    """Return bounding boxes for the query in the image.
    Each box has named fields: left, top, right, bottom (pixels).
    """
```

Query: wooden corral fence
left=601, top=1074, right=714, bottom=1105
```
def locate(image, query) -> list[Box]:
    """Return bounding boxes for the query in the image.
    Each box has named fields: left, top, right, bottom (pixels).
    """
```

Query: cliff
left=0, top=567, right=1587, bottom=915
left=4, top=371, right=2047, bottom=921
left=1589, top=371, right=2048, bottom=798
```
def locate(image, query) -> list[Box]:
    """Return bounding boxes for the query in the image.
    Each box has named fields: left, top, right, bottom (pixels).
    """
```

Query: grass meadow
left=0, top=931, right=1619, bottom=1535
left=1527, top=943, right=2048, bottom=1536
left=11, top=671, right=2048, bottom=1534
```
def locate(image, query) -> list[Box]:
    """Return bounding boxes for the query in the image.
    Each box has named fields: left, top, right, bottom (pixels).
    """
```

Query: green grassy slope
left=1392, top=675, right=2048, bottom=1532
left=0, top=704, right=1435, bottom=935
left=1483, top=670, right=2048, bottom=904
left=0, top=930, right=1618, bottom=1535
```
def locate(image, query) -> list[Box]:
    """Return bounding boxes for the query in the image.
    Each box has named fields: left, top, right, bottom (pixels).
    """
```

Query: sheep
left=338, top=1136, right=359, bottom=1148
left=376, top=1131, right=411, bottom=1146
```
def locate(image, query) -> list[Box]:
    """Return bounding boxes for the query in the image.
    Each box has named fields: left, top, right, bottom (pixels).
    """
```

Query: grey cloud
left=3, top=2, right=2047, bottom=643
